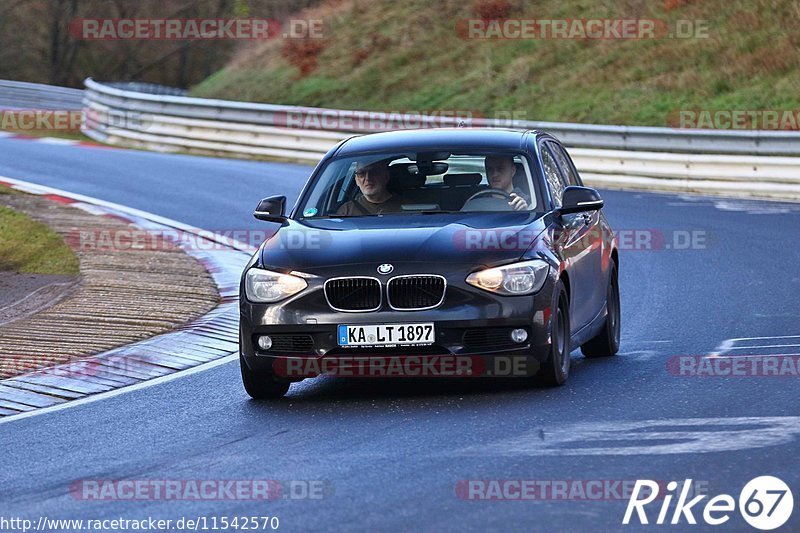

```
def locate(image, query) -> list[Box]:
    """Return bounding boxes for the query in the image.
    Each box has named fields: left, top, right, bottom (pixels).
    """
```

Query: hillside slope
left=191, top=0, right=800, bottom=127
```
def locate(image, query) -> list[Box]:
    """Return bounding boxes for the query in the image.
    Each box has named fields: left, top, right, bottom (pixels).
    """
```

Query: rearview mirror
left=253, top=195, right=287, bottom=223
left=413, top=161, right=449, bottom=175
left=558, top=186, right=604, bottom=215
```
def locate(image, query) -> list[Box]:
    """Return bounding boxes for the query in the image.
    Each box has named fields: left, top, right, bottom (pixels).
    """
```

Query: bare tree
left=0, top=0, right=322, bottom=88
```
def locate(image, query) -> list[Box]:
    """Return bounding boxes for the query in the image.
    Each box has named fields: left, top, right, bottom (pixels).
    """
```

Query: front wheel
left=536, top=281, right=571, bottom=386
left=240, top=355, right=290, bottom=399
left=581, top=263, right=621, bottom=358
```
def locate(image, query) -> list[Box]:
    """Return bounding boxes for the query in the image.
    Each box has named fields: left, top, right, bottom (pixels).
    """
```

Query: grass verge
left=191, top=0, right=800, bottom=127
left=0, top=202, right=80, bottom=275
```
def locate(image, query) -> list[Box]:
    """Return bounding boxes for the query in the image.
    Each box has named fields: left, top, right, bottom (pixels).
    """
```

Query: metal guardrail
left=0, top=79, right=84, bottom=110
left=83, top=77, right=800, bottom=156
left=3, top=78, right=794, bottom=199
left=59, top=78, right=800, bottom=200
left=81, top=77, right=800, bottom=200
left=103, top=82, right=188, bottom=97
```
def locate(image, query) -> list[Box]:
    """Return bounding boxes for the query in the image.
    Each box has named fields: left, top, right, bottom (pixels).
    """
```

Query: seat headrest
left=444, top=173, right=482, bottom=186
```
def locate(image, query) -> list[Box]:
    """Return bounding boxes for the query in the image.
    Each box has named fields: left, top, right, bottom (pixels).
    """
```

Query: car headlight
left=466, top=259, right=549, bottom=296
left=245, top=267, right=307, bottom=303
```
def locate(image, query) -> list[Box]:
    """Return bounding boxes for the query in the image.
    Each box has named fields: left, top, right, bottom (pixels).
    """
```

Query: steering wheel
left=463, top=189, right=513, bottom=204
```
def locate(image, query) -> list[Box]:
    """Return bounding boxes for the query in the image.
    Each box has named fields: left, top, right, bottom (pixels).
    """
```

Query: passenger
left=337, top=159, right=404, bottom=215
left=484, top=155, right=530, bottom=211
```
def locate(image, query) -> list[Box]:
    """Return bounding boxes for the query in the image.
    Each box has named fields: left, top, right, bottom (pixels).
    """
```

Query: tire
left=240, top=355, right=290, bottom=399
left=536, top=281, right=571, bottom=386
left=581, top=262, right=621, bottom=358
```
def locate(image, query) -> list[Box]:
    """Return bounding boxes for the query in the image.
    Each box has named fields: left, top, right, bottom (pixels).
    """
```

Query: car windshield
left=298, top=152, right=539, bottom=218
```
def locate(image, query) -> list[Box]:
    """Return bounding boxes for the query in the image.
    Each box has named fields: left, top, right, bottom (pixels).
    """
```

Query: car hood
left=259, top=212, right=547, bottom=272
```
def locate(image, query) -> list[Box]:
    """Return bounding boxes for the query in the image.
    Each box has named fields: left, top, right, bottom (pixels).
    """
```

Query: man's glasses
left=354, top=167, right=386, bottom=179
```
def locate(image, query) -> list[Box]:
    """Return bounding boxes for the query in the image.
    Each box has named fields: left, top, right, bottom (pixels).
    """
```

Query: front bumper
left=240, top=265, right=558, bottom=379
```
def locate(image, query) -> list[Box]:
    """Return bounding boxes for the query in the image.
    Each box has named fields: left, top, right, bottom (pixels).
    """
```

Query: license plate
left=337, top=323, right=435, bottom=347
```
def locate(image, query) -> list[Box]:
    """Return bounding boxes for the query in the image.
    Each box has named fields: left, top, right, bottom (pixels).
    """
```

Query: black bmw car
left=239, top=129, right=620, bottom=398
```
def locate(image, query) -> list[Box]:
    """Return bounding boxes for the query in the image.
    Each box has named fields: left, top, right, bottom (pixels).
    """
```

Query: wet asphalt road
left=0, top=137, right=798, bottom=532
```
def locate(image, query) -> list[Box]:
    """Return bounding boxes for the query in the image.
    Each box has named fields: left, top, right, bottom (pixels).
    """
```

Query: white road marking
left=708, top=338, right=736, bottom=357
left=615, top=341, right=673, bottom=361
left=713, top=201, right=794, bottom=215
left=727, top=335, right=800, bottom=342
left=671, top=196, right=800, bottom=214
left=0, top=354, right=237, bottom=427
left=615, top=349, right=660, bottom=361
left=36, top=137, right=80, bottom=146
left=458, top=417, right=800, bottom=456
left=729, top=344, right=800, bottom=350
left=709, top=335, right=800, bottom=357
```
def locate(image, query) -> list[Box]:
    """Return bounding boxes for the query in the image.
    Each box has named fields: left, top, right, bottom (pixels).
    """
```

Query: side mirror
left=558, top=186, right=604, bottom=216
left=253, top=195, right=287, bottom=223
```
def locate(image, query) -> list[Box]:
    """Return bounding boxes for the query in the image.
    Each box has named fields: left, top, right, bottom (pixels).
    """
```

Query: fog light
left=257, top=335, right=273, bottom=350
left=511, top=329, right=528, bottom=343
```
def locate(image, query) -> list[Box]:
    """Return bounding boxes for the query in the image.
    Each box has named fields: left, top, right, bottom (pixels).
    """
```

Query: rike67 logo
left=623, top=476, right=793, bottom=530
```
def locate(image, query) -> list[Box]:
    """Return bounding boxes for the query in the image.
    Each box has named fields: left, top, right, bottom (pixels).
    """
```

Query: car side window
left=547, top=141, right=581, bottom=186
left=339, top=168, right=355, bottom=200
left=322, top=163, right=356, bottom=214
left=329, top=175, right=349, bottom=209
left=540, top=145, right=568, bottom=208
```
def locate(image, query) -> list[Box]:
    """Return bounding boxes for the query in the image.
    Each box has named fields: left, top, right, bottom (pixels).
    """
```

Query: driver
left=337, top=159, right=404, bottom=215
left=484, top=155, right=530, bottom=211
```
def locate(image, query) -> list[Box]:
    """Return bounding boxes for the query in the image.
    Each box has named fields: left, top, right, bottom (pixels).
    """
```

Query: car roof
left=334, top=128, right=545, bottom=157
